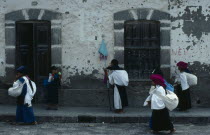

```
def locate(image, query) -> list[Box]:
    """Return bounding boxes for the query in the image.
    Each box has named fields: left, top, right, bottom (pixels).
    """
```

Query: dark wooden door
left=34, top=23, right=51, bottom=85
left=124, top=20, right=160, bottom=80
left=16, top=21, right=51, bottom=85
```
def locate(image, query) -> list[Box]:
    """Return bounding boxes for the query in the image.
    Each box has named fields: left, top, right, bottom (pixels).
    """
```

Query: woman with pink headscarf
left=148, top=74, right=175, bottom=134
left=175, top=61, right=191, bottom=111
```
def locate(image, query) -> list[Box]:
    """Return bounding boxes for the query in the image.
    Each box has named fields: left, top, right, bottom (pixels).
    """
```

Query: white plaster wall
left=170, top=0, right=210, bottom=76
left=0, top=0, right=6, bottom=76
left=2, top=0, right=210, bottom=79
left=0, top=0, right=169, bottom=81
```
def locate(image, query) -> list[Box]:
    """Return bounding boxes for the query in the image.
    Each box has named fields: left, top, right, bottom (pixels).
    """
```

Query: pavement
left=0, top=122, right=210, bottom=135
left=1, top=105, right=210, bottom=124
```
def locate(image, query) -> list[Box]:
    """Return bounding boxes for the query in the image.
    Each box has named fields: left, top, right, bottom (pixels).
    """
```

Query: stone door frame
left=5, top=9, right=62, bottom=82
left=113, top=8, right=171, bottom=80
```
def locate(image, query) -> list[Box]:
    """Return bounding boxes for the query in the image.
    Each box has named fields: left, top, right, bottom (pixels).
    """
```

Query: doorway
left=16, top=21, right=51, bottom=86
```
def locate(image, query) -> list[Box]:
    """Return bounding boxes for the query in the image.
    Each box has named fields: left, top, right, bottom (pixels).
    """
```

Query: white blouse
left=180, top=72, right=190, bottom=90
left=108, top=70, right=129, bottom=86
left=151, top=85, right=166, bottom=110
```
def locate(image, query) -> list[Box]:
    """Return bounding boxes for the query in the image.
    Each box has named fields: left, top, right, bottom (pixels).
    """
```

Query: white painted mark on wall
left=5, top=64, right=15, bottom=68
left=146, top=9, right=154, bottom=20
left=5, top=26, right=15, bottom=29
left=161, top=46, right=171, bottom=49
left=160, top=64, right=171, bottom=68
left=5, top=20, right=15, bottom=24
left=114, top=29, right=124, bottom=33
left=38, top=9, right=45, bottom=20
left=22, top=9, right=29, bottom=20
left=5, top=46, right=15, bottom=49
left=159, top=20, right=171, bottom=24
left=114, top=46, right=124, bottom=51
left=160, top=27, right=171, bottom=31
left=114, top=20, right=125, bottom=24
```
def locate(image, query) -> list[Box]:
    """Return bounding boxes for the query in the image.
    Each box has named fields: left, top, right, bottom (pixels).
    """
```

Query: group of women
left=10, top=60, right=192, bottom=134
left=147, top=61, right=192, bottom=134
left=9, top=66, right=60, bottom=125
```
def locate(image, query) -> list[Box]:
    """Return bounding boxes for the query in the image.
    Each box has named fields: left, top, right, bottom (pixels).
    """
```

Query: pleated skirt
left=151, top=108, right=174, bottom=131
left=16, top=105, right=36, bottom=123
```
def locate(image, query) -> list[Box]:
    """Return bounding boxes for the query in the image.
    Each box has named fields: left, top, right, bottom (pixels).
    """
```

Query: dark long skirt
left=116, top=85, right=128, bottom=107
left=47, top=84, right=58, bottom=104
left=176, top=84, right=191, bottom=110
left=151, top=108, right=174, bottom=131
left=16, top=105, right=36, bottom=123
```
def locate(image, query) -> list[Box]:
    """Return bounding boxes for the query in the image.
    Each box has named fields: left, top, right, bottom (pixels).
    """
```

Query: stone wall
left=0, top=0, right=210, bottom=107
left=113, top=8, right=171, bottom=80
left=3, top=9, right=62, bottom=83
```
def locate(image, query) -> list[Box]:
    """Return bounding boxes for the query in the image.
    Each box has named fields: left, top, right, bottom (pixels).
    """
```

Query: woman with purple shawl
left=149, top=74, right=175, bottom=134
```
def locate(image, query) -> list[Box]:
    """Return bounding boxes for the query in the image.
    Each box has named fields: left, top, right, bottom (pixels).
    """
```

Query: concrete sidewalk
left=0, top=105, right=210, bottom=124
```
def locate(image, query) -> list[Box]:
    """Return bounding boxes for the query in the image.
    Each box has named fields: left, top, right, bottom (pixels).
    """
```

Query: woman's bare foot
left=169, top=128, right=176, bottom=134
left=151, top=130, right=159, bottom=134
left=114, top=109, right=123, bottom=113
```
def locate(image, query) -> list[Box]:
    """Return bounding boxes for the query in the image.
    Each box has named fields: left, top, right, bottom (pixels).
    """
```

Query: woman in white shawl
left=10, top=66, right=37, bottom=125
left=147, top=74, right=175, bottom=134
left=104, top=59, right=129, bottom=113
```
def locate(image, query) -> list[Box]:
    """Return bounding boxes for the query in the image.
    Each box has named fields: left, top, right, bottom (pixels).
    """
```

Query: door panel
left=16, top=21, right=51, bottom=85
left=124, top=20, right=160, bottom=79
left=16, top=23, right=34, bottom=79
left=34, top=23, right=51, bottom=85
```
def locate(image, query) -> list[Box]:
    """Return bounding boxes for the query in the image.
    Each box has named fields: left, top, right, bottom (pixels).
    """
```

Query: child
left=47, top=66, right=60, bottom=110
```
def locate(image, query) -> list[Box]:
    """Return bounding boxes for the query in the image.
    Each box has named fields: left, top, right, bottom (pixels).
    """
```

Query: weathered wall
left=0, top=0, right=210, bottom=107
left=0, top=0, right=6, bottom=76
left=0, top=0, right=169, bottom=86
left=169, top=0, right=210, bottom=106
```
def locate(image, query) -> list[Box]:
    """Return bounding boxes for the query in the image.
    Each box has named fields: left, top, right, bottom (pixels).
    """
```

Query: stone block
left=5, top=10, right=25, bottom=21
left=51, top=28, right=62, bottom=45
left=96, top=116, right=114, bottom=123
left=5, top=49, right=15, bottom=64
left=160, top=23, right=171, bottom=27
left=28, top=9, right=40, bottom=20
left=114, top=10, right=134, bottom=21
left=160, top=67, right=170, bottom=81
left=114, top=117, right=139, bottom=123
left=5, top=28, right=15, bottom=45
left=78, top=115, right=96, bottom=123
left=5, top=23, right=15, bottom=27
left=41, top=10, right=62, bottom=20
left=114, top=23, right=124, bottom=30
left=160, top=49, right=170, bottom=65
left=126, top=84, right=151, bottom=107
left=60, top=89, right=111, bottom=107
left=51, top=47, right=61, bottom=64
left=150, top=10, right=170, bottom=20
left=0, top=88, right=16, bottom=105
left=114, top=31, right=124, bottom=47
left=67, top=76, right=106, bottom=89
left=114, top=50, right=124, bottom=64
left=36, top=116, right=78, bottom=123
left=137, top=8, right=150, bottom=20
left=160, top=30, right=170, bottom=46
left=5, top=67, right=15, bottom=84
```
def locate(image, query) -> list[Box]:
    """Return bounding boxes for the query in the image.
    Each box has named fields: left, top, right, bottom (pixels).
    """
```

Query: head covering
left=106, top=65, right=122, bottom=70
left=150, top=74, right=166, bottom=87
left=106, top=59, right=123, bottom=70
left=51, top=66, right=57, bottom=71
left=16, top=66, right=27, bottom=74
left=177, top=61, right=188, bottom=70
